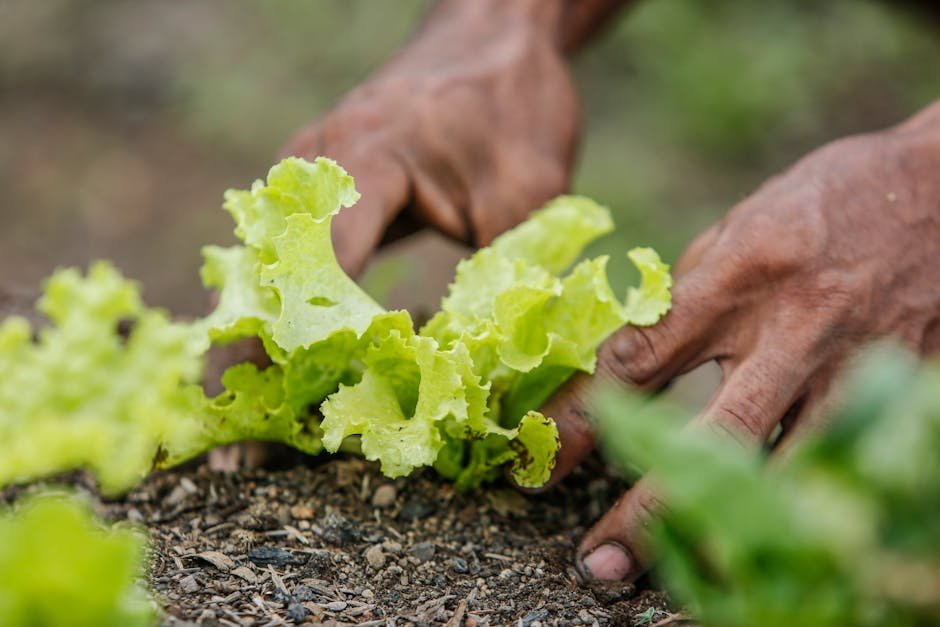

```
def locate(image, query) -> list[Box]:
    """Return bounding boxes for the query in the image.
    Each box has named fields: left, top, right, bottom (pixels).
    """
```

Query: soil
left=12, top=453, right=686, bottom=626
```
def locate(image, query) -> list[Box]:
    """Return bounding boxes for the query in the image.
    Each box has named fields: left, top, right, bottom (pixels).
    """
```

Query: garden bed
left=97, top=454, right=677, bottom=626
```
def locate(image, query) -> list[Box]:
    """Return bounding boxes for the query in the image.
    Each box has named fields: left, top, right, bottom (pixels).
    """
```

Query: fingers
left=280, top=127, right=412, bottom=278
left=694, top=352, right=808, bottom=450
left=577, top=350, right=814, bottom=582
left=577, top=475, right=663, bottom=582
left=770, top=370, right=839, bottom=460
left=537, top=373, right=597, bottom=488
left=539, top=273, right=728, bottom=487
left=329, top=154, right=410, bottom=277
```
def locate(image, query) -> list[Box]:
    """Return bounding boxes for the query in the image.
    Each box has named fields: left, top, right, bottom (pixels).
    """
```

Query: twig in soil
left=283, top=524, right=310, bottom=544
left=268, top=566, right=287, bottom=593
left=204, top=521, right=235, bottom=535
left=483, top=552, right=513, bottom=561
left=445, top=598, right=468, bottom=627
left=162, top=567, right=201, bottom=577
left=213, top=591, right=241, bottom=605
left=253, top=595, right=270, bottom=613
left=221, top=609, right=247, bottom=625
left=650, top=613, right=694, bottom=627
left=263, top=529, right=289, bottom=538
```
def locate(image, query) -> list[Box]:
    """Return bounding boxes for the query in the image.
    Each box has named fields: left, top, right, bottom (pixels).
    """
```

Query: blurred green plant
left=595, top=345, right=940, bottom=627
left=0, top=493, right=153, bottom=627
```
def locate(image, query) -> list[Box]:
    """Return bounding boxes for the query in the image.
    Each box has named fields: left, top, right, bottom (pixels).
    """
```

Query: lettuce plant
left=0, top=493, right=153, bottom=626
left=0, top=156, right=671, bottom=493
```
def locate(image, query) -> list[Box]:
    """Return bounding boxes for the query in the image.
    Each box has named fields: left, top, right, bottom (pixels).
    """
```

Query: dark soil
left=62, top=454, right=685, bottom=626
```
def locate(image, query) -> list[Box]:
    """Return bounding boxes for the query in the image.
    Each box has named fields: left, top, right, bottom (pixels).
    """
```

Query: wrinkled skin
left=282, top=2, right=579, bottom=277
left=226, top=0, right=940, bottom=583
left=209, top=2, right=579, bottom=471
left=545, top=106, right=940, bottom=581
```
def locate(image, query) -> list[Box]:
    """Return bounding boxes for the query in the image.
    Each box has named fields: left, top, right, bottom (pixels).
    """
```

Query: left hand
left=540, top=102, right=940, bottom=582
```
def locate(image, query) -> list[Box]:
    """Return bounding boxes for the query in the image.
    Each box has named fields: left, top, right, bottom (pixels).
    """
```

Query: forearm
left=424, top=0, right=631, bottom=55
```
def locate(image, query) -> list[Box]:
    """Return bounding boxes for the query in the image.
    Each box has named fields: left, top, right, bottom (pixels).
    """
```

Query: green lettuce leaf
left=623, top=246, right=673, bottom=326
left=0, top=156, right=672, bottom=495
left=261, top=212, right=383, bottom=352
left=198, top=156, right=380, bottom=356
left=223, top=156, right=359, bottom=264
left=0, top=262, right=202, bottom=494
left=419, top=196, right=671, bottom=488
left=196, top=244, right=278, bottom=347
left=0, top=494, right=153, bottom=627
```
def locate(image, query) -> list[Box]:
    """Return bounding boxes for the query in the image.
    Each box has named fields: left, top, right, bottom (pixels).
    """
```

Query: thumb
left=577, top=476, right=664, bottom=582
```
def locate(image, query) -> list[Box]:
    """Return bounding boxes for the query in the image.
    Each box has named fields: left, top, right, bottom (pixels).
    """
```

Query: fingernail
left=580, top=543, right=633, bottom=581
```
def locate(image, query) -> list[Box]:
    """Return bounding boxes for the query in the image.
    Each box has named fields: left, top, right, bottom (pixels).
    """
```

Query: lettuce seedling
left=0, top=493, right=153, bottom=626
left=0, top=156, right=672, bottom=493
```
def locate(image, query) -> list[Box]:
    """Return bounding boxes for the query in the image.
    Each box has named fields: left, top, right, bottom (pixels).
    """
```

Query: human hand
left=281, top=0, right=579, bottom=277
left=541, top=102, right=940, bottom=582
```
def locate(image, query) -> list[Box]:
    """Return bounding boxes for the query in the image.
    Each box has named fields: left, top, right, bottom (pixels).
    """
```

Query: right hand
left=210, top=4, right=580, bottom=471
left=281, top=2, right=580, bottom=276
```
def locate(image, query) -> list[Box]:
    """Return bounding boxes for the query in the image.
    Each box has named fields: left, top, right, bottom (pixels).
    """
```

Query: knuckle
left=713, top=398, right=768, bottom=444
left=598, top=331, right=661, bottom=387
left=547, top=377, right=597, bottom=443
left=628, top=489, right=668, bottom=527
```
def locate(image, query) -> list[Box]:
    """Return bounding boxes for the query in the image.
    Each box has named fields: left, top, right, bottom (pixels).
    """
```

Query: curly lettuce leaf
left=419, top=196, right=672, bottom=488
left=0, top=263, right=202, bottom=493
left=0, top=494, right=153, bottom=627
left=0, top=156, right=672, bottom=496
left=199, top=156, right=381, bottom=356
left=623, top=247, right=673, bottom=326
left=196, top=244, right=278, bottom=347
left=509, top=411, right=561, bottom=488
left=320, top=327, right=485, bottom=477
left=175, top=362, right=321, bottom=462
left=261, top=212, right=383, bottom=352
left=223, top=156, right=359, bottom=264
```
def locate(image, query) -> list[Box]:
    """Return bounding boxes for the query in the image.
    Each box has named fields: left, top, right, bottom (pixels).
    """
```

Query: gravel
left=4, top=454, right=683, bottom=625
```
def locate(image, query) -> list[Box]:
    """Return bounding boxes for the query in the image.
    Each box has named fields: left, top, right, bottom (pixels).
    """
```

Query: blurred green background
left=2, top=0, right=939, bottom=316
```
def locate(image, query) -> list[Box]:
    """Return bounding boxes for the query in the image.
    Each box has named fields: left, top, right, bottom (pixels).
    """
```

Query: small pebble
left=126, top=507, right=144, bottom=523
left=247, top=546, right=293, bottom=567
left=179, top=574, right=200, bottom=593
left=399, top=499, right=434, bottom=521
left=408, top=541, right=435, bottom=562
left=364, top=544, right=386, bottom=569
left=371, top=484, right=397, bottom=509
left=290, top=504, right=314, bottom=520
left=325, top=600, right=348, bottom=612
left=522, top=608, right=550, bottom=626
left=292, top=585, right=315, bottom=602
left=164, top=485, right=189, bottom=507
left=231, top=566, right=256, bottom=584
left=321, top=511, right=357, bottom=547
left=286, top=603, right=309, bottom=622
